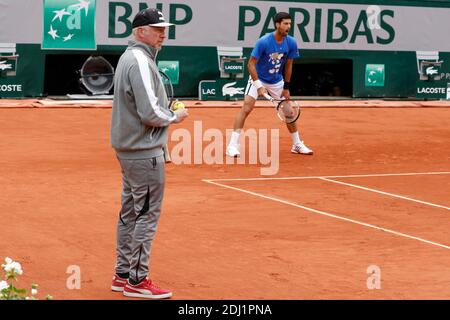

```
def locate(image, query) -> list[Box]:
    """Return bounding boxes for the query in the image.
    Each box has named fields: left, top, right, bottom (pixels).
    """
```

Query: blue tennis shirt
left=251, top=33, right=300, bottom=84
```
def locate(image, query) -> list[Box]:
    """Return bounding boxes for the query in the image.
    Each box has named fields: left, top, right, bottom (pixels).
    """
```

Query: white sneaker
left=291, top=141, right=313, bottom=155
left=226, top=144, right=240, bottom=157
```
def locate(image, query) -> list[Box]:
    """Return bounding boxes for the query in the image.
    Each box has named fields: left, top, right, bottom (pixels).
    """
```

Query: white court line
left=320, top=178, right=450, bottom=211
left=203, top=179, right=450, bottom=251
left=205, top=171, right=450, bottom=182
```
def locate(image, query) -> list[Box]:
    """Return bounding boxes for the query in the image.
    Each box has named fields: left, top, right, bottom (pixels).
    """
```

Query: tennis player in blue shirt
left=227, top=12, right=313, bottom=157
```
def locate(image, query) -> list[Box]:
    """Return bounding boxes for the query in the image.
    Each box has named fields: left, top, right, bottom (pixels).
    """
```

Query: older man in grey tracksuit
left=110, top=8, right=188, bottom=299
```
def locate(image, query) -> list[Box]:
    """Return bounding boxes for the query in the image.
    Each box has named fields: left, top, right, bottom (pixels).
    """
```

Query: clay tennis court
left=0, top=99, right=449, bottom=299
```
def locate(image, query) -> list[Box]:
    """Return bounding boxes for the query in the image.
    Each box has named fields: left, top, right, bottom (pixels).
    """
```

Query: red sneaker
left=111, top=274, right=128, bottom=292
left=123, top=278, right=172, bottom=299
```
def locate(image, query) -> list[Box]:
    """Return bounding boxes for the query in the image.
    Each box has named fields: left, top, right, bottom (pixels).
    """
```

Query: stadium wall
left=1, top=0, right=450, bottom=98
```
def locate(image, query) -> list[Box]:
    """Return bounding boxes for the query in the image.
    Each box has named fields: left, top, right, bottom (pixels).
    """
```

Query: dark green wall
left=5, top=44, right=450, bottom=99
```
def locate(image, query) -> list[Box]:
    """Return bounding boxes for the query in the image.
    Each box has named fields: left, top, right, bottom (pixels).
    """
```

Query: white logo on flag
left=222, top=82, right=244, bottom=97
left=0, top=61, right=13, bottom=71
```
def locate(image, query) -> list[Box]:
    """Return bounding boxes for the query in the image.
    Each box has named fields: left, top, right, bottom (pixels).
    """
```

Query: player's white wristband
left=253, top=79, right=263, bottom=89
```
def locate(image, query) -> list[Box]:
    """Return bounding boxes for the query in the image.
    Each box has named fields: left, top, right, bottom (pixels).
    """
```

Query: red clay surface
left=0, top=105, right=449, bottom=299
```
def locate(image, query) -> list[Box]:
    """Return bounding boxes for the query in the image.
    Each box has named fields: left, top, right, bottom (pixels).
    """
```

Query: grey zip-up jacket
left=111, top=40, right=176, bottom=159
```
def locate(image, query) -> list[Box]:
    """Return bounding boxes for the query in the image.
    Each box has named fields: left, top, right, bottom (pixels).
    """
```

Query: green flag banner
left=365, top=64, right=385, bottom=87
left=42, top=0, right=97, bottom=50
left=158, top=61, right=180, bottom=85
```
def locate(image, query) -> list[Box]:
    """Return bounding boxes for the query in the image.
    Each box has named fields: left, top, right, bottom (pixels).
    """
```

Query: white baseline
left=203, top=178, right=450, bottom=251
left=205, top=171, right=450, bottom=182
left=320, top=177, right=450, bottom=211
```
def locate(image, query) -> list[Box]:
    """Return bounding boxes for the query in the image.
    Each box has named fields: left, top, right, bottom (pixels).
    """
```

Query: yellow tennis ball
left=172, top=101, right=185, bottom=111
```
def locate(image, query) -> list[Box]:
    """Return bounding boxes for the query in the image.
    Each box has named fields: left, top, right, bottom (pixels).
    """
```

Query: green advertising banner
left=224, top=61, right=245, bottom=74
left=0, top=79, right=24, bottom=98
left=198, top=80, right=217, bottom=100
left=42, top=0, right=97, bottom=50
left=158, top=61, right=180, bottom=85
left=365, top=64, right=385, bottom=87
left=416, top=81, right=448, bottom=99
left=199, top=79, right=251, bottom=100
left=216, top=79, right=247, bottom=100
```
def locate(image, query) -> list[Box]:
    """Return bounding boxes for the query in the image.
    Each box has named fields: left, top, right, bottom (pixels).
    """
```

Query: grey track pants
left=115, top=154, right=166, bottom=283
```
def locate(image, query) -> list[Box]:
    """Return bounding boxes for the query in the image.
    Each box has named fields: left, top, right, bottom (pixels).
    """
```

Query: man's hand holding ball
left=172, top=101, right=188, bottom=123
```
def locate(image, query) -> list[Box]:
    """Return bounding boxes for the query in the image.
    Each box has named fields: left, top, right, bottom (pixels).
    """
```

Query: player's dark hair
left=273, top=12, right=291, bottom=25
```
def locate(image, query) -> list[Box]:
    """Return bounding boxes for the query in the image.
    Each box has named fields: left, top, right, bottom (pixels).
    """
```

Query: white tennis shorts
left=244, top=77, right=284, bottom=100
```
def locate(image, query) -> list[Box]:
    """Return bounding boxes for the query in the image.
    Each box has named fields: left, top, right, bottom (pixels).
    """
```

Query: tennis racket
left=159, top=70, right=174, bottom=163
left=263, top=93, right=301, bottom=124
